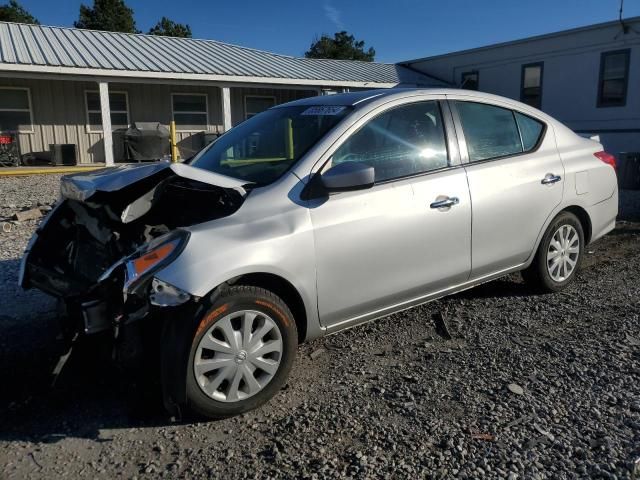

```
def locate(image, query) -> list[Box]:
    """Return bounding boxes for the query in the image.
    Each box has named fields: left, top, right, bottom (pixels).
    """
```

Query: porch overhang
left=0, top=64, right=399, bottom=90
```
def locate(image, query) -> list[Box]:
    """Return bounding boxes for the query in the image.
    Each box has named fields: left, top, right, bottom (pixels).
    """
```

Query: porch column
left=98, top=81, right=114, bottom=166
left=221, top=86, right=232, bottom=132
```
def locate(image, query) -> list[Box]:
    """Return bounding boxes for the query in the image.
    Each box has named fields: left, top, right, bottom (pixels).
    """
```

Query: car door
left=449, top=98, right=564, bottom=279
left=308, top=99, right=471, bottom=329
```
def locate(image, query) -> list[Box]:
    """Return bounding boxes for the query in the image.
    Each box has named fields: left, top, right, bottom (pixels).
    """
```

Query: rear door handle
left=541, top=173, right=562, bottom=185
left=430, top=196, right=460, bottom=209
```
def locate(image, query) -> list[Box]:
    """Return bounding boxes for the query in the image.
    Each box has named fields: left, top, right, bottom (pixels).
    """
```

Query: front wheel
left=522, top=211, right=584, bottom=292
left=185, top=286, right=297, bottom=419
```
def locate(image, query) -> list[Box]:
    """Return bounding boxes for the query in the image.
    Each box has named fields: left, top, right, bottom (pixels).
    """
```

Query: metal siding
left=0, top=77, right=323, bottom=164
left=18, top=25, right=46, bottom=65
left=0, top=24, right=16, bottom=63
left=9, top=24, right=33, bottom=64
left=0, top=22, right=436, bottom=86
left=37, top=27, right=73, bottom=66
left=29, top=26, right=60, bottom=65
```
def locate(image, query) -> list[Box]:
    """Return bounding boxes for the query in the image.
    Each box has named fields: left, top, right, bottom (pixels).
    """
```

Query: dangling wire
left=615, top=0, right=639, bottom=38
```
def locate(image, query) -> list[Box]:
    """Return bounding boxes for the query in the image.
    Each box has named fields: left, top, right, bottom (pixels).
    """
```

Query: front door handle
left=541, top=173, right=562, bottom=185
left=430, top=196, right=460, bottom=209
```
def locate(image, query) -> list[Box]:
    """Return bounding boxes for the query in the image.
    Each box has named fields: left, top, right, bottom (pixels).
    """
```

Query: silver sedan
left=21, top=89, right=618, bottom=419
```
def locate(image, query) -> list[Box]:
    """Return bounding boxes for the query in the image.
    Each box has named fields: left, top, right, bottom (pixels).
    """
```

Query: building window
left=521, top=62, right=543, bottom=109
left=597, top=49, right=631, bottom=107
left=172, top=93, right=208, bottom=131
left=86, top=91, right=129, bottom=132
left=460, top=71, right=479, bottom=90
left=0, top=87, right=33, bottom=132
left=244, top=95, right=276, bottom=119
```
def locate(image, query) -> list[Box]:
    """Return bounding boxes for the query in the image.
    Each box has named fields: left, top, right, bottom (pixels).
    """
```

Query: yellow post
left=170, top=120, right=178, bottom=162
left=284, top=118, right=294, bottom=160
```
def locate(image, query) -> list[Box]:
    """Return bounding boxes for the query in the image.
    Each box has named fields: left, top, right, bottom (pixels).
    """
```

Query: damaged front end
left=20, top=162, right=249, bottom=337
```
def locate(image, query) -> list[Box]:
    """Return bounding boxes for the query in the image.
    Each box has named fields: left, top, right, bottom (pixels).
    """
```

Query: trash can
left=49, top=144, right=77, bottom=166
left=618, top=152, right=640, bottom=190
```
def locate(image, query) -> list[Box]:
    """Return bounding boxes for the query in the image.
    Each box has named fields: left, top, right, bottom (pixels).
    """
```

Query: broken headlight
left=124, top=230, right=189, bottom=291
left=150, top=278, right=190, bottom=306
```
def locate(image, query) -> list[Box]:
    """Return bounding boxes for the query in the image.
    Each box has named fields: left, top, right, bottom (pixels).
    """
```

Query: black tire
left=185, top=285, right=297, bottom=419
left=522, top=211, right=584, bottom=293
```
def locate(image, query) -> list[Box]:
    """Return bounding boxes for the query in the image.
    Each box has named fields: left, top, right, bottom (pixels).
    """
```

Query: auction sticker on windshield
left=301, top=106, right=346, bottom=116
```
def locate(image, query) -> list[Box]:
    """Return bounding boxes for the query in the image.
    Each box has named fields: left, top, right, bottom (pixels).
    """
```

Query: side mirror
left=321, top=162, right=375, bottom=192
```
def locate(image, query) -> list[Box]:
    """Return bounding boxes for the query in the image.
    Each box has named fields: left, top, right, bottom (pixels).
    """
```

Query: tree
left=148, top=17, right=192, bottom=38
left=74, top=0, right=137, bottom=33
left=0, top=0, right=39, bottom=24
left=305, top=31, right=375, bottom=61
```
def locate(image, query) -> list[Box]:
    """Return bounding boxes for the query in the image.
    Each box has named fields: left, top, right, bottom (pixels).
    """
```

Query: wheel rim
left=193, top=310, right=283, bottom=403
left=547, top=224, right=580, bottom=282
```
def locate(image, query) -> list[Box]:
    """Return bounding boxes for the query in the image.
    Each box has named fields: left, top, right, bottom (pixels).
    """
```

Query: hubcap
left=193, top=310, right=283, bottom=403
left=547, top=224, right=580, bottom=282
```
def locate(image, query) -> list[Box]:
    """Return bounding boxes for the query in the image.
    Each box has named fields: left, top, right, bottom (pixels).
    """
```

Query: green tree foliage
left=148, top=17, right=192, bottom=38
left=0, top=0, right=39, bottom=24
left=305, top=31, right=375, bottom=61
left=74, top=0, right=137, bottom=33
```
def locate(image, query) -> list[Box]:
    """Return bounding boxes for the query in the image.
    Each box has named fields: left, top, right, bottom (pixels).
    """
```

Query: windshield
left=190, top=105, right=351, bottom=185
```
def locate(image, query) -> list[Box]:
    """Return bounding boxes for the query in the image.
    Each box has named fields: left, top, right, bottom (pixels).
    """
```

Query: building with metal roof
left=0, top=21, right=442, bottom=166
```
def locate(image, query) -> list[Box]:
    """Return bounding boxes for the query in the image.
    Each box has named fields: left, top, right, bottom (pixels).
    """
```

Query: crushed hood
left=60, top=162, right=250, bottom=203
left=22, top=162, right=250, bottom=299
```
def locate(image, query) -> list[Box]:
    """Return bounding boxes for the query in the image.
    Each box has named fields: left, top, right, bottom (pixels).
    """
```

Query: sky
left=17, top=0, right=640, bottom=63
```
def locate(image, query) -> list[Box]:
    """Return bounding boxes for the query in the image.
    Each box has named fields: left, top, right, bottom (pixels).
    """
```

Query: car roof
left=277, top=87, right=569, bottom=131
left=276, top=88, right=434, bottom=108
left=277, top=87, right=522, bottom=109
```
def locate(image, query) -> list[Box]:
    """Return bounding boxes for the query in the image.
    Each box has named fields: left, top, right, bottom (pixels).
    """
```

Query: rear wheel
left=185, top=286, right=297, bottom=419
left=522, top=211, right=584, bottom=292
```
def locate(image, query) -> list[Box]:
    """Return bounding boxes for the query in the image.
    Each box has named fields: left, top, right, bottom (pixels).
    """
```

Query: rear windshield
left=190, top=105, right=351, bottom=186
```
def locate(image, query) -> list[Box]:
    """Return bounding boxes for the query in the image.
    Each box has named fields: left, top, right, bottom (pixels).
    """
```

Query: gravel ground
left=1, top=174, right=639, bottom=479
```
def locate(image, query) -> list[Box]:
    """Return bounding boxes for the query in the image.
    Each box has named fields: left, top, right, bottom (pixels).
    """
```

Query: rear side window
left=330, top=101, right=449, bottom=183
left=455, top=102, right=545, bottom=162
left=456, top=102, right=522, bottom=161
left=515, top=112, right=544, bottom=151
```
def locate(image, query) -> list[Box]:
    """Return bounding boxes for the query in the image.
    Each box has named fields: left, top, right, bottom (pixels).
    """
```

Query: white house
left=401, top=17, right=640, bottom=158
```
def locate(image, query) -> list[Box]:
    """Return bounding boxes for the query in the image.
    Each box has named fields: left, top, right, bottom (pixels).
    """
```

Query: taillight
left=594, top=151, right=616, bottom=171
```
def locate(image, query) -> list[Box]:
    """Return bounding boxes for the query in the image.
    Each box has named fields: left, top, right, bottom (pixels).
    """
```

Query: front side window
left=245, top=96, right=276, bottom=119
left=0, top=88, right=33, bottom=132
left=521, top=63, right=543, bottom=109
left=329, top=101, right=449, bottom=183
left=456, top=101, right=545, bottom=162
left=190, top=105, right=351, bottom=185
left=598, top=49, right=630, bottom=107
left=172, top=93, right=208, bottom=131
left=461, top=71, right=479, bottom=90
left=86, top=91, right=129, bottom=132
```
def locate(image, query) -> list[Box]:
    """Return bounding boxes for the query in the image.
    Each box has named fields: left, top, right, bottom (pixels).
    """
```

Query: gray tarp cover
left=124, top=122, right=170, bottom=162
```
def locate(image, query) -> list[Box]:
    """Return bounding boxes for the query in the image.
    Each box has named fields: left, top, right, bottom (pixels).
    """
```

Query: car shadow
left=0, top=259, right=181, bottom=444
left=450, top=275, right=533, bottom=300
